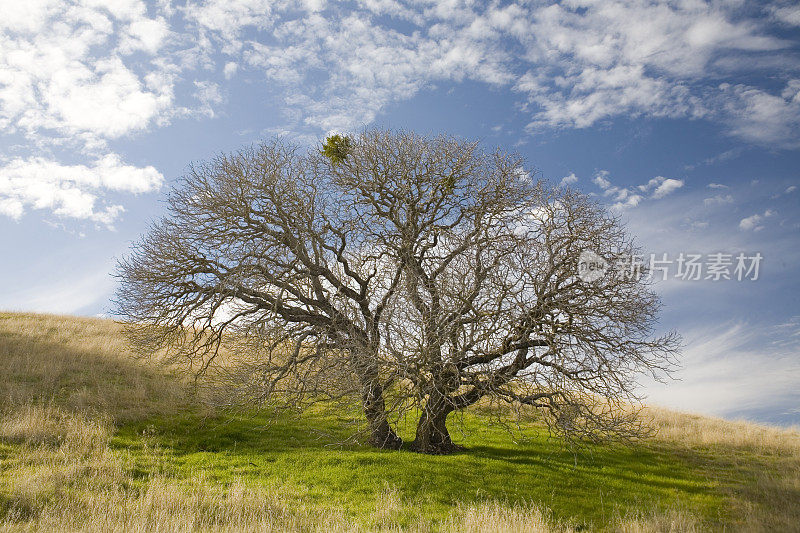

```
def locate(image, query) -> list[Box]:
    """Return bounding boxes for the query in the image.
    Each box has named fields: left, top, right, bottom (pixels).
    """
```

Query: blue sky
left=1, top=0, right=799, bottom=425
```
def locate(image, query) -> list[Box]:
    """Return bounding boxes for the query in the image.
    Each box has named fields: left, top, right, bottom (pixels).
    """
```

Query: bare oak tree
left=115, top=130, right=678, bottom=454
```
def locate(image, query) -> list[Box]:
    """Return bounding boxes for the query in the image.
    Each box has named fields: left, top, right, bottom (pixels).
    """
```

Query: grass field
left=1, top=313, right=798, bottom=531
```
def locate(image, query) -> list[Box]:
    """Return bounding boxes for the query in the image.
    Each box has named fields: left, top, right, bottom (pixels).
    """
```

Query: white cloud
left=5, top=0, right=800, bottom=148
left=5, top=0, right=798, bottom=148
left=636, top=176, right=684, bottom=198
left=0, top=0, right=177, bottom=147
left=614, top=184, right=800, bottom=424
left=592, top=170, right=611, bottom=189
left=223, top=61, right=238, bottom=79
left=511, top=1, right=790, bottom=139
left=611, top=193, right=643, bottom=210
left=185, top=0, right=276, bottom=50
left=2, top=0, right=800, bottom=226
left=0, top=265, right=116, bottom=315
left=0, top=197, right=24, bottom=219
left=771, top=5, right=800, bottom=27
left=175, top=0, right=799, bottom=141
left=703, top=194, right=734, bottom=207
left=739, top=214, right=761, bottom=231
left=638, top=177, right=663, bottom=192
left=119, top=17, right=170, bottom=55
left=719, top=81, right=800, bottom=149
left=39, top=57, right=170, bottom=139
left=193, top=80, right=225, bottom=117
left=0, top=0, right=211, bottom=225
left=0, top=155, right=163, bottom=226
left=739, top=208, right=776, bottom=231
left=0, top=0, right=59, bottom=34
left=642, top=321, right=800, bottom=422
left=592, top=172, right=683, bottom=210
left=236, top=8, right=514, bottom=131
left=708, top=182, right=729, bottom=189
left=787, top=185, right=798, bottom=194
left=558, top=172, right=578, bottom=187
left=652, top=178, right=684, bottom=199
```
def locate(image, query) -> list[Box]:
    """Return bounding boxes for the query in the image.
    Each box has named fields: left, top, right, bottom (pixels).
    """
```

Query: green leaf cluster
left=321, top=134, right=352, bottom=165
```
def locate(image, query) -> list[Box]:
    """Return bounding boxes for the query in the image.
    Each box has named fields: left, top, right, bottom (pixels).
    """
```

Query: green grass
left=109, top=407, right=723, bottom=529
left=3, top=312, right=798, bottom=531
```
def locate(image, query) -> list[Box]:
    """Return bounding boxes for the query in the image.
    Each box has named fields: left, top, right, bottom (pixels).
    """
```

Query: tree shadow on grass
left=110, top=410, right=724, bottom=527
left=0, top=316, right=765, bottom=528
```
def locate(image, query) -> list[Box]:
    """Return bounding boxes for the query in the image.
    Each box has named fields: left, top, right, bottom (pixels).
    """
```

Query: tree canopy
left=115, top=129, right=678, bottom=454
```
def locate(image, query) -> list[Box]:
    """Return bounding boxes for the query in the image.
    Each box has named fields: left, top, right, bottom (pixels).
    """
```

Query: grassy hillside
left=0, top=313, right=798, bottom=531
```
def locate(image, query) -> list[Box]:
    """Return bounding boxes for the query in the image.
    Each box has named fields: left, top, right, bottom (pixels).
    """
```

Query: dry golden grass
left=0, top=313, right=199, bottom=424
left=1, top=313, right=799, bottom=531
left=645, top=406, right=800, bottom=454
left=643, top=406, right=800, bottom=531
left=611, top=507, right=701, bottom=533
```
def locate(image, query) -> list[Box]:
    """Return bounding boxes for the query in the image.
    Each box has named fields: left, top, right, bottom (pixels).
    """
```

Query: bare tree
left=115, top=129, right=679, bottom=454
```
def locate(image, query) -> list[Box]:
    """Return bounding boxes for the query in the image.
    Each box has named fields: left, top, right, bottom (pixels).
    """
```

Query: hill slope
left=0, top=313, right=798, bottom=531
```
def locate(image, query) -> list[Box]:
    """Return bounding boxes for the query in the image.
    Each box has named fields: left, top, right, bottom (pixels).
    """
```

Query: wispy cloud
left=718, top=81, right=800, bottom=149
left=703, top=194, right=735, bottom=207
left=0, top=266, right=116, bottom=315
left=642, top=320, right=800, bottom=424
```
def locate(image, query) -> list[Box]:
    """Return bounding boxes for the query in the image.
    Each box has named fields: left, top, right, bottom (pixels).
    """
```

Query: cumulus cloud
left=223, top=61, right=238, bottom=79
left=593, top=171, right=612, bottom=189
left=635, top=176, right=684, bottom=199
left=119, top=16, right=170, bottom=55
left=7, top=0, right=800, bottom=144
left=611, top=192, right=643, bottom=210
left=652, top=178, right=685, bottom=199
left=592, top=172, right=683, bottom=210
left=510, top=1, right=792, bottom=139
left=558, top=172, right=578, bottom=187
left=6, top=0, right=800, bottom=146
left=0, top=0, right=215, bottom=225
left=739, top=208, right=776, bottom=231
left=738, top=214, right=760, bottom=231
left=0, top=155, right=163, bottom=226
left=0, top=0, right=177, bottom=148
left=3, top=0, right=800, bottom=225
left=184, top=0, right=276, bottom=51
left=236, top=7, right=514, bottom=131
left=175, top=0, right=800, bottom=143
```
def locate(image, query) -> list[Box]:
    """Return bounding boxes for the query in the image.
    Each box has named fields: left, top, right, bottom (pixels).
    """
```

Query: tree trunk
left=410, top=393, right=463, bottom=454
left=363, top=382, right=402, bottom=449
